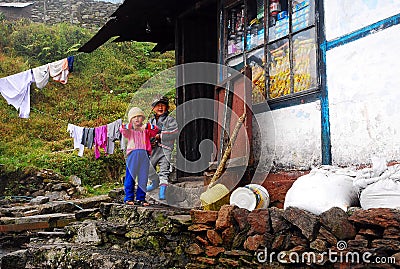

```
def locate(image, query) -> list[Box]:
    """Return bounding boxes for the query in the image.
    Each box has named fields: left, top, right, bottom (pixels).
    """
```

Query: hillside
left=0, top=19, right=175, bottom=195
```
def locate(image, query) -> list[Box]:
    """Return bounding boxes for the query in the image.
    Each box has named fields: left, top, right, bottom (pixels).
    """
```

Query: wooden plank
left=0, top=222, right=49, bottom=232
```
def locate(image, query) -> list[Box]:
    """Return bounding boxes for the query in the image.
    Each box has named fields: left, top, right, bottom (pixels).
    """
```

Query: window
left=222, top=0, right=319, bottom=105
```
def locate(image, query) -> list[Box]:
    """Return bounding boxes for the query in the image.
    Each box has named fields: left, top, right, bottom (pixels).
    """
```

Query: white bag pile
left=354, top=158, right=400, bottom=209
left=284, top=166, right=359, bottom=215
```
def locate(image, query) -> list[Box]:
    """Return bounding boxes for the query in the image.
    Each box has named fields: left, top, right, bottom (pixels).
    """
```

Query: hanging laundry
left=32, top=64, right=50, bottom=89
left=67, top=124, right=85, bottom=157
left=49, top=58, right=69, bottom=84
left=67, top=56, right=74, bottom=72
left=106, top=119, right=122, bottom=154
left=0, top=70, right=34, bottom=118
left=94, top=125, right=108, bottom=159
left=81, top=127, right=95, bottom=149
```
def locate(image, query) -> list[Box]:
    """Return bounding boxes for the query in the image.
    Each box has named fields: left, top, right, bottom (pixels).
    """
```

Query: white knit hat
left=128, top=107, right=145, bottom=122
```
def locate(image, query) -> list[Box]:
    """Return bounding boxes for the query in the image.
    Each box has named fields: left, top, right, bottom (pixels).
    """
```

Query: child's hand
left=123, top=123, right=133, bottom=130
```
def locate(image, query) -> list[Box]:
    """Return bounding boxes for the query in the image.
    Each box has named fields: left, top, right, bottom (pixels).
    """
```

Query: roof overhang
left=79, top=0, right=212, bottom=53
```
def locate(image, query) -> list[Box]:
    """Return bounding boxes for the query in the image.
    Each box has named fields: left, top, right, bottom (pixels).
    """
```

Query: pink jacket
left=120, top=123, right=158, bottom=156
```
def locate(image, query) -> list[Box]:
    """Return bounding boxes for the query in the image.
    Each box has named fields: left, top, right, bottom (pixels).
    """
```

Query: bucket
left=230, top=184, right=270, bottom=211
left=200, top=183, right=230, bottom=211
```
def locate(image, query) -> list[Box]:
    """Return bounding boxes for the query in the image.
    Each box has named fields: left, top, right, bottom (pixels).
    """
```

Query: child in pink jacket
left=120, top=107, right=158, bottom=205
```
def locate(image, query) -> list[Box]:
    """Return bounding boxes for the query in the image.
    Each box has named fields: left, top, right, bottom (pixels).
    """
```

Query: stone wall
left=187, top=205, right=400, bottom=268
left=2, top=202, right=400, bottom=268
left=0, top=0, right=119, bottom=28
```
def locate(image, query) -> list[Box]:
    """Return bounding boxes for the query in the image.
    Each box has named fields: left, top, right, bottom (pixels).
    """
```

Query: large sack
left=355, top=163, right=400, bottom=209
left=360, top=179, right=400, bottom=209
left=284, top=166, right=359, bottom=215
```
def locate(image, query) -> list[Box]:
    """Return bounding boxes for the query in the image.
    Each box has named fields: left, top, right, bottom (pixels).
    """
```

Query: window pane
left=247, top=48, right=266, bottom=103
left=293, top=29, right=317, bottom=92
left=268, top=39, right=290, bottom=99
left=291, top=0, right=315, bottom=32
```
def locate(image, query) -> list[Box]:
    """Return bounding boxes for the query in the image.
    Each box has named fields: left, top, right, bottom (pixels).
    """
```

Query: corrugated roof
left=0, top=2, right=33, bottom=8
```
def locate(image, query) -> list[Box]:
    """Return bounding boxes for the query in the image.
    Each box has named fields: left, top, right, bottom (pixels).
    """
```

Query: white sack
left=356, top=163, right=400, bottom=209
left=284, top=166, right=359, bottom=215
left=360, top=179, right=400, bottom=209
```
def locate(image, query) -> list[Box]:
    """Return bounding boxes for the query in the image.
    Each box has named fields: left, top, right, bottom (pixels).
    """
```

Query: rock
left=29, top=196, right=49, bottom=205
left=218, top=257, right=240, bottom=267
left=108, top=188, right=124, bottom=201
left=243, top=234, right=265, bottom=251
left=318, top=226, right=338, bottom=246
left=269, top=207, right=290, bottom=233
left=346, top=239, right=369, bottom=252
left=392, top=253, right=400, bottom=266
left=205, top=246, right=225, bottom=257
left=284, top=207, right=320, bottom=241
left=358, top=227, right=382, bottom=238
left=221, top=226, right=235, bottom=246
left=371, top=239, right=400, bottom=252
left=0, top=249, right=27, bottom=269
left=310, top=239, right=327, bottom=252
left=190, top=209, right=218, bottom=224
left=52, top=183, right=70, bottom=191
left=23, top=209, right=40, bottom=216
left=75, top=221, right=102, bottom=245
left=232, top=207, right=249, bottom=230
left=348, top=208, right=400, bottom=228
left=232, top=230, right=247, bottom=249
left=196, top=256, right=215, bottom=265
left=66, top=187, right=76, bottom=196
left=207, top=229, right=222, bottom=246
left=195, top=235, right=209, bottom=246
left=224, top=250, right=252, bottom=257
left=185, top=243, right=204, bottom=255
left=272, top=234, right=289, bottom=250
left=69, top=175, right=82, bottom=187
left=383, top=226, right=400, bottom=239
left=188, top=224, right=212, bottom=232
left=215, top=205, right=234, bottom=230
left=320, top=207, right=356, bottom=240
left=168, top=214, right=192, bottom=226
left=247, top=209, right=270, bottom=235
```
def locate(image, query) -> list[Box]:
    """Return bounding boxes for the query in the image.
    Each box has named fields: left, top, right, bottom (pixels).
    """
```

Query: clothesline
left=0, top=54, right=79, bottom=118
left=32, top=106, right=125, bottom=160
left=0, top=52, right=83, bottom=80
left=67, top=118, right=124, bottom=159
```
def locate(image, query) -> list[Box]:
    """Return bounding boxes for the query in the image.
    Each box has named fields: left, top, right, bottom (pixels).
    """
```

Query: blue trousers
left=124, top=149, right=149, bottom=202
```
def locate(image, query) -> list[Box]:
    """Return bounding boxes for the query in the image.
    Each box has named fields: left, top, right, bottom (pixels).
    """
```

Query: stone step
left=0, top=195, right=111, bottom=218
left=0, top=213, right=76, bottom=232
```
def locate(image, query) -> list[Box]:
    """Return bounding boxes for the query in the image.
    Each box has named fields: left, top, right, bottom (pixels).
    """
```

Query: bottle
left=269, top=0, right=281, bottom=17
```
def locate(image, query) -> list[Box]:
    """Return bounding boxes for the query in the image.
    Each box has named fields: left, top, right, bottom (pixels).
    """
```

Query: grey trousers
left=148, top=146, right=172, bottom=186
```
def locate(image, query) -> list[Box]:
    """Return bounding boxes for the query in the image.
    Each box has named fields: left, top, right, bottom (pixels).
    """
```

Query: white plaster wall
left=324, top=0, right=400, bottom=41
left=253, top=101, right=322, bottom=171
left=327, top=24, right=400, bottom=166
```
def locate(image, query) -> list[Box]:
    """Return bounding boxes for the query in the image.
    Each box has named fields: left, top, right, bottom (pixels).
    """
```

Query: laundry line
left=0, top=53, right=82, bottom=118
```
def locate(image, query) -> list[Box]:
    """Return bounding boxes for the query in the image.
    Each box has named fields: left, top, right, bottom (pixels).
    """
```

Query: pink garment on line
left=94, top=125, right=108, bottom=159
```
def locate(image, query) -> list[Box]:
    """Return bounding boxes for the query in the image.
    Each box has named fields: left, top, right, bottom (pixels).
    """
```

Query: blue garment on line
left=124, top=149, right=149, bottom=202
left=67, top=56, right=74, bottom=72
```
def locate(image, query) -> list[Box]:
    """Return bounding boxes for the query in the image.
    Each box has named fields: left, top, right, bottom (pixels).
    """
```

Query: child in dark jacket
left=120, top=107, right=158, bottom=205
left=146, top=96, right=179, bottom=200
